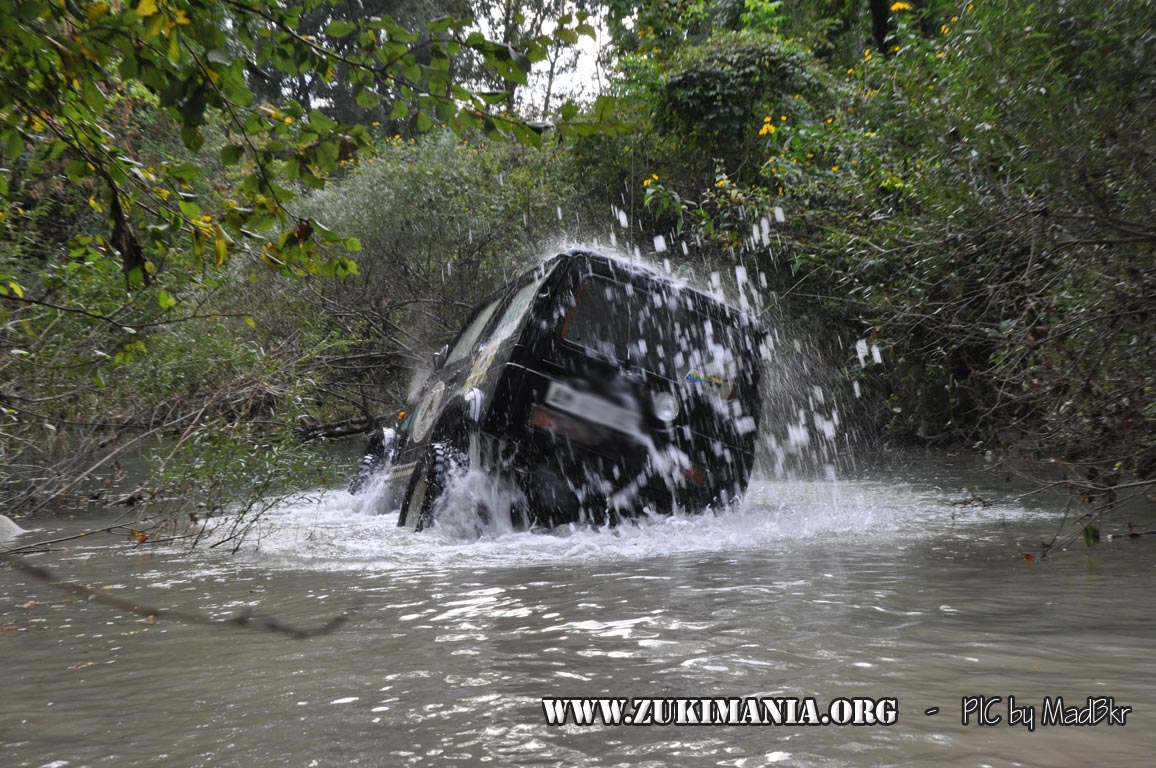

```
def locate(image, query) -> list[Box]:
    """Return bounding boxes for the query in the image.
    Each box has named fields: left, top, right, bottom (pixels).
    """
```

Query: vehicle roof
left=551, top=249, right=763, bottom=334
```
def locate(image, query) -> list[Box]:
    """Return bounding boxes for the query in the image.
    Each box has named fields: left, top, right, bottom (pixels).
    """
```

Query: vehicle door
left=391, top=293, right=506, bottom=475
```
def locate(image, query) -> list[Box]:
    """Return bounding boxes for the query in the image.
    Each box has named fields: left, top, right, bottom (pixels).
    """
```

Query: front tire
left=398, top=443, right=459, bottom=531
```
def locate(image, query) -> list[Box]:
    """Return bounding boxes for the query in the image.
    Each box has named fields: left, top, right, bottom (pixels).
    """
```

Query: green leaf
left=427, top=16, right=454, bottom=35
left=434, top=100, right=456, bottom=122
left=354, top=89, right=378, bottom=109
left=4, top=130, right=23, bottom=160
left=181, top=125, right=204, bottom=151
left=157, top=289, right=177, bottom=310
left=415, top=111, right=433, bottom=132
left=593, top=95, right=616, bottom=121
left=308, top=109, right=338, bottom=134
left=169, top=163, right=199, bottom=181
left=512, top=122, right=542, bottom=148
left=326, top=20, right=355, bottom=37
left=65, top=158, right=90, bottom=181
left=178, top=199, right=201, bottom=219
left=315, top=140, right=340, bottom=172
left=219, top=144, right=245, bottom=165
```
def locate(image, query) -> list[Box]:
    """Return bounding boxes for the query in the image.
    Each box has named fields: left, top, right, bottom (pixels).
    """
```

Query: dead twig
left=1, top=552, right=359, bottom=639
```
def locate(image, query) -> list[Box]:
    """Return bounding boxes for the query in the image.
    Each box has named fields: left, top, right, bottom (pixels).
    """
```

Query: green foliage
left=0, top=0, right=597, bottom=287
left=657, top=32, right=823, bottom=142
left=0, top=0, right=605, bottom=522
left=297, top=129, right=598, bottom=408
left=739, top=0, right=784, bottom=33
left=606, top=0, right=715, bottom=57
left=807, top=0, right=1156, bottom=519
left=601, top=0, right=1154, bottom=541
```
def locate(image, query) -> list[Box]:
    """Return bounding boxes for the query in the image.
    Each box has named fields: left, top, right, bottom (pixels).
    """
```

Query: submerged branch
left=1, top=552, right=359, bottom=639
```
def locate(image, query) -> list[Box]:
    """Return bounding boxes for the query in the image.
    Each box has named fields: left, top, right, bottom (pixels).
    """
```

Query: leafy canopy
left=0, top=0, right=596, bottom=287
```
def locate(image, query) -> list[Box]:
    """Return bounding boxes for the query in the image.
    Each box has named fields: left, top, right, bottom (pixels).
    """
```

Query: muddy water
left=2, top=454, right=1155, bottom=767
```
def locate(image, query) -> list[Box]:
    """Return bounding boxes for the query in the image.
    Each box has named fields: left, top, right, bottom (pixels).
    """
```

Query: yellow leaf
left=244, top=316, right=256, bottom=329
left=8, top=281, right=23, bottom=298
left=136, top=0, right=158, bottom=17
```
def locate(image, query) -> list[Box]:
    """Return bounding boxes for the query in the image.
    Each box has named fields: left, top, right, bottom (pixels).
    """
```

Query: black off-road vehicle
left=352, top=249, right=766, bottom=530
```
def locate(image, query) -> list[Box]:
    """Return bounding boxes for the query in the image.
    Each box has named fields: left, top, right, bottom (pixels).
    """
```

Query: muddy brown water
left=2, top=453, right=1155, bottom=767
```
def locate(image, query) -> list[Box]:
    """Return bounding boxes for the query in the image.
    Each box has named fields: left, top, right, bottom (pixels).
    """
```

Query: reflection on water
left=3, top=455, right=1155, bottom=767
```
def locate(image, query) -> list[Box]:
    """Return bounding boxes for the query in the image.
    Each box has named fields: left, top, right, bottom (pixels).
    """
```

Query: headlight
left=653, top=391, right=680, bottom=422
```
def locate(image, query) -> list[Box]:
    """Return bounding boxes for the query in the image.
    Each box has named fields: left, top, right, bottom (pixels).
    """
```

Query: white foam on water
left=0, top=514, right=26, bottom=543
left=212, top=466, right=1033, bottom=576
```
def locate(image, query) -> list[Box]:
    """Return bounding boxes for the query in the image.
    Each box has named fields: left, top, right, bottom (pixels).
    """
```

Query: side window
left=445, top=299, right=501, bottom=365
left=488, top=276, right=545, bottom=345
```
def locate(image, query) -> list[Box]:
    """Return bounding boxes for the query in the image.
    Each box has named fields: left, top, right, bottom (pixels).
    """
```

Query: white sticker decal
left=411, top=381, right=445, bottom=443
left=464, top=341, right=499, bottom=391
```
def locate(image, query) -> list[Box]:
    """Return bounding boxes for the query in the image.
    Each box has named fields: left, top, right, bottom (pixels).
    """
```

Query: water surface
left=3, top=454, right=1154, bottom=767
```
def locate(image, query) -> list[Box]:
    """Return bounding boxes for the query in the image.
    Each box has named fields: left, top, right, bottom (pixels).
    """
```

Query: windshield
left=446, top=298, right=501, bottom=365
left=562, top=276, right=746, bottom=389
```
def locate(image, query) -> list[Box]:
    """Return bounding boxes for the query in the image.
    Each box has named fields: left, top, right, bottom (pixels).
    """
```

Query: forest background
left=1, top=0, right=1152, bottom=555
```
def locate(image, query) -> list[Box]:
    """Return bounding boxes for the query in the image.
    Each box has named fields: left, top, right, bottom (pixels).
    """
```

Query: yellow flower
left=759, top=123, right=776, bottom=136
left=890, top=2, right=910, bottom=10
left=763, top=116, right=772, bottom=122
left=936, top=51, right=946, bottom=59
left=643, top=178, right=652, bottom=188
left=716, top=178, right=729, bottom=188
left=780, top=115, right=787, bottom=121
left=831, top=165, right=840, bottom=172
left=941, top=24, right=950, bottom=34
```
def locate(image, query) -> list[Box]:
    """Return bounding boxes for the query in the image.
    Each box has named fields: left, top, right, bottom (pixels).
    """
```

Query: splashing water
left=214, top=454, right=1041, bottom=576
